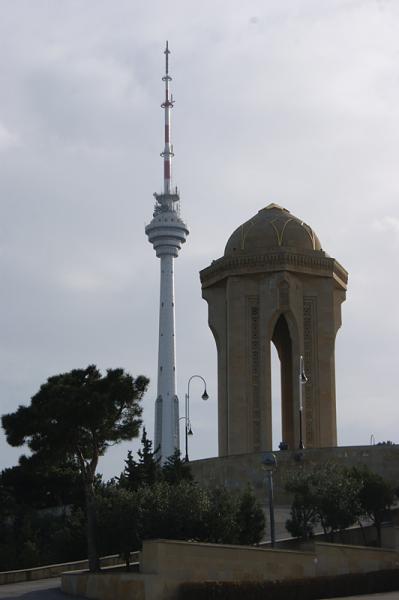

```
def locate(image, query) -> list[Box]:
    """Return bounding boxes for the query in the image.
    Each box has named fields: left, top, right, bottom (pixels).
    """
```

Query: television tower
left=145, top=42, right=189, bottom=463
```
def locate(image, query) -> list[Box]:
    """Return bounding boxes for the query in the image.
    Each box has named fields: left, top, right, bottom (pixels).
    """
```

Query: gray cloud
left=1, top=0, right=399, bottom=478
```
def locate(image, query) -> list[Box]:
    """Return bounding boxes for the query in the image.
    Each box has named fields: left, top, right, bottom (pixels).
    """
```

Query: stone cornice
left=200, top=250, right=348, bottom=290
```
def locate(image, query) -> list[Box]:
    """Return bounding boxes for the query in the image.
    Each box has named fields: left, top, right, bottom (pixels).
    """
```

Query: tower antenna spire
left=145, top=43, right=189, bottom=463
left=165, top=39, right=170, bottom=75
left=161, top=40, right=174, bottom=196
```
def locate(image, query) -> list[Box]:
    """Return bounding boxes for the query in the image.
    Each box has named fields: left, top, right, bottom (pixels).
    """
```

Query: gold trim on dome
left=269, top=218, right=293, bottom=246
left=240, top=220, right=255, bottom=250
left=301, top=222, right=317, bottom=250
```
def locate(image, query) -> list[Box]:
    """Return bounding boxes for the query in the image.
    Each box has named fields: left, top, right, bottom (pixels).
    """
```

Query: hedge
left=178, top=569, right=399, bottom=600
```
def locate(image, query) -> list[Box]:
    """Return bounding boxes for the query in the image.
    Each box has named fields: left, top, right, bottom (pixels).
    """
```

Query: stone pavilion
left=200, top=204, right=348, bottom=455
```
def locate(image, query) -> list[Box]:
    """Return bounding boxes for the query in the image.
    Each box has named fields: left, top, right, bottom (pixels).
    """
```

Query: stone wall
left=61, top=539, right=399, bottom=600
left=315, top=542, right=399, bottom=576
left=141, top=539, right=315, bottom=581
left=62, top=570, right=147, bottom=600
left=0, top=553, right=139, bottom=586
left=190, top=444, right=399, bottom=505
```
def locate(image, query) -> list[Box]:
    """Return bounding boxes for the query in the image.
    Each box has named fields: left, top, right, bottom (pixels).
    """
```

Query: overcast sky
left=1, top=0, right=399, bottom=480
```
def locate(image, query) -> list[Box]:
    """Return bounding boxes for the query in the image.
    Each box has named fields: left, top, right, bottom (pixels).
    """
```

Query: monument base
left=190, top=444, right=399, bottom=505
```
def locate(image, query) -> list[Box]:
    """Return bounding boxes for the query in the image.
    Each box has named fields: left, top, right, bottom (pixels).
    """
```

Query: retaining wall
left=61, top=538, right=399, bottom=600
left=190, top=444, right=399, bottom=505
left=0, top=552, right=139, bottom=585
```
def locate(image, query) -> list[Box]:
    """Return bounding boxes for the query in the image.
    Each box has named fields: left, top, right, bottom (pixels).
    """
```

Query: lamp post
left=299, top=355, right=308, bottom=450
left=184, top=375, right=209, bottom=462
left=261, top=452, right=277, bottom=547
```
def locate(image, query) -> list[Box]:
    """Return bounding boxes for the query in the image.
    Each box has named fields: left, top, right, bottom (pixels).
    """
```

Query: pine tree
left=2, top=365, right=148, bottom=572
left=119, top=450, right=139, bottom=491
left=162, top=449, right=193, bottom=485
left=120, top=428, right=160, bottom=491
left=137, top=428, right=161, bottom=487
left=235, top=486, right=265, bottom=545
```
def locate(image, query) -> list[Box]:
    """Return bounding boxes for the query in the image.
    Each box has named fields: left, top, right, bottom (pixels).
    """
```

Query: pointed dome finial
left=264, top=203, right=288, bottom=212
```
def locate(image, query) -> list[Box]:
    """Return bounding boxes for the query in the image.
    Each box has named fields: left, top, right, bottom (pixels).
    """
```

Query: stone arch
left=267, top=308, right=300, bottom=449
left=271, top=313, right=294, bottom=448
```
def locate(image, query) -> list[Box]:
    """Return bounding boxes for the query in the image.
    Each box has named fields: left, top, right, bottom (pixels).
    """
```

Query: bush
left=96, top=480, right=265, bottom=559
left=0, top=507, right=87, bottom=571
left=352, top=466, right=395, bottom=546
left=285, top=463, right=363, bottom=541
left=97, top=487, right=140, bottom=568
left=138, top=480, right=207, bottom=542
left=18, top=540, right=41, bottom=569
left=234, top=486, right=265, bottom=545
left=200, top=486, right=238, bottom=544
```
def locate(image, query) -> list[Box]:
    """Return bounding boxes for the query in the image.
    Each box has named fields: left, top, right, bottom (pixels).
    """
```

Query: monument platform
left=190, top=444, right=399, bottom=505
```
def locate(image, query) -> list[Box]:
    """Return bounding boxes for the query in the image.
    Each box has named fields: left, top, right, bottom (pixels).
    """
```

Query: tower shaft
left=156, top=254, right=178, bottom=459
left=146, top=42, right=189, bottom=463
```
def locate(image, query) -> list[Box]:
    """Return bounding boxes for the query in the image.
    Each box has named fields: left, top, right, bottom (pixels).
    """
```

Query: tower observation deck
left=145, top=42, right=189, bottom=462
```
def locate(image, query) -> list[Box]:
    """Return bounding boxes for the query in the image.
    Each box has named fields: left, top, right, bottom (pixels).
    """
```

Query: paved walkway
left=0, top=578, right=85, bottom=599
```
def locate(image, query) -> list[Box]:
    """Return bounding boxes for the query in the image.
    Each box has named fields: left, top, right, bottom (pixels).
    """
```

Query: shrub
left=285, top=463, right=363, bottom=541
left=235, top=486, right=265, bottom=545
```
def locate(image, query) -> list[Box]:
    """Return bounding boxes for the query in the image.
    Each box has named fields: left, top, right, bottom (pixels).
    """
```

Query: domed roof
left=224, top=204, right=322, bottom=256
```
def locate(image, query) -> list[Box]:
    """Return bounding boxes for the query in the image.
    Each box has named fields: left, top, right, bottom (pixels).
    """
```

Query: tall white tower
left=145, top=42, right=189, bottom=462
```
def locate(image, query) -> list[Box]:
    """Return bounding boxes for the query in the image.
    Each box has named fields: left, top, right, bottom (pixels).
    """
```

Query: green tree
left=201, top=486, right=238, bottom=544
left=119, top=428, right=161, bottom=491
left=285, top=468, right=320, bottom=540
left=1, top=455, right=83, bottom=509
left=11, top=510, right=41, bottom=568
left=137, top=428, right=161, bottom=486
left=19, top=540, right=41, bottom=569
left=316, top=464, right=362, bottom=540
left=235, top=486, right=265, bottom=545
left=352, top=467, right=395, bottom=546
left=118, top=450, right=139, bottom=490
left=96, top=481, right=265, bottom=555
left=2, top=365, right=148, bottom=572
left=0, top=524, right=17, bottom=571
left=138, top=480, right=205, bottom=541
left=0, top=478, right=15, bottom=520
left=286, top=499, right=318, bottom=541
left=162, top=449, right=193, bottom=485
left=42, top=508, right=87, bottom=565
left=97, top=486, right=140, bottom=569
left=285, top=464, right=362, bottom=542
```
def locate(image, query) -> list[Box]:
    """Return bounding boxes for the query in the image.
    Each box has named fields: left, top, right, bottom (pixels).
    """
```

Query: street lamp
left=184, top=375, right=209, bottom=462
left=299, top=355, right=308, bottom=450
left=261, top=452, right=277, bottom=547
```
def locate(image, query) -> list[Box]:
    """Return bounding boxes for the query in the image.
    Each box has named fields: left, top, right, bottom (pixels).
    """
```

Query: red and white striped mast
left=162, top=40, right=173, bottom=196
left=145, top=42, right=189, bottom=462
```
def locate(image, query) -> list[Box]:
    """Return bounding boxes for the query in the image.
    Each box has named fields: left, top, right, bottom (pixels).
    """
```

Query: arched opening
left=271, top=343, right=282, bottom=450
left=271, top=313, right=294, bottom=449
